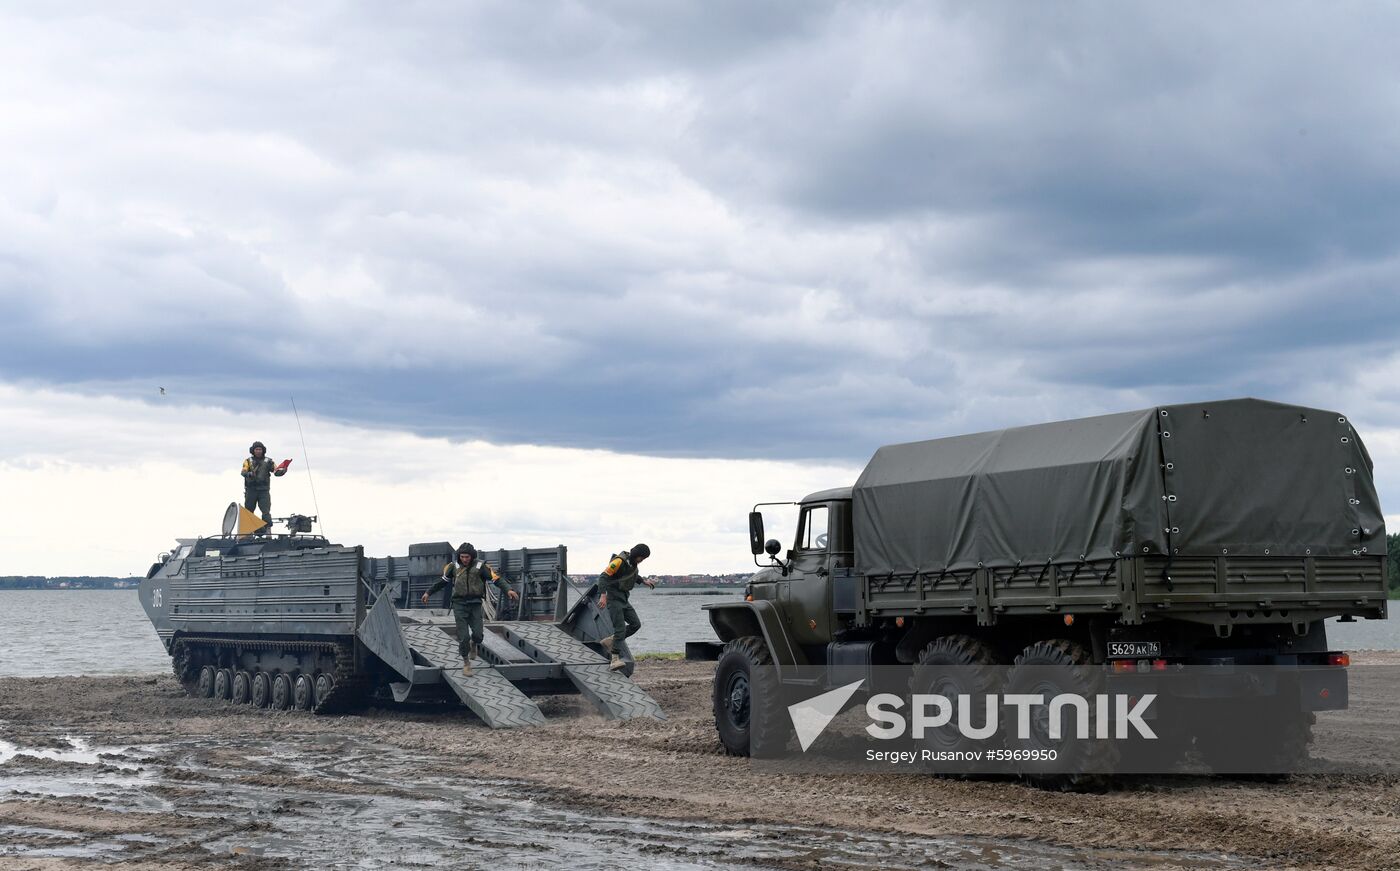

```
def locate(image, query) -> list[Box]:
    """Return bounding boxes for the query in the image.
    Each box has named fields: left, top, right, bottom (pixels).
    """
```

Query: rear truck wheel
left=713, top=636, right=789, bottom=758
left=213, top=668, right=233, bottom=701
left=293, top=674, right=314, bottom=711
left=231, top=671, right=253, bottom=705
left=1117, top=700, right=1188, bottom=775
left=312, top=672, right=336, bottom=710
left=270, top=673, right=292, bottom=711
left=250, top=671, right=272, bottom=708
left=1004, top=639, right=1117, bottom=792
left=196, top=665, right=216, bottom=699
left=1192, top=699, right=1314, bottom=778
left=910, top=635, right=1002, bottom=767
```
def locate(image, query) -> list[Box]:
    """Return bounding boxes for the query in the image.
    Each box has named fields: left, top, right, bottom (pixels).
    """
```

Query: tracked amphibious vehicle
left=139, top=506, right=663, bottom=727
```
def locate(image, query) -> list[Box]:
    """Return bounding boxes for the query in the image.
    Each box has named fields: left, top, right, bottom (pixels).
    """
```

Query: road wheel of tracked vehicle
left=1004, top=639, right=1118, bottom=793
left=250, top=671, right=272, bottom=708
left=213, top=668, right=233, bottom=701
left=713, top=636, right=789, bottom=758
left=313, top=672, right=336, bottom=710
left=910, top=635, right=1002, bottom=767
left=293, top=674, right=314, bottom=711
left=270, top=673, right=292, bottom=711
left=196, top=665, right=216, bottom=698
left=231, top=670, right=253, bottom=705
left=1192, top=699, right=1314, bottom=779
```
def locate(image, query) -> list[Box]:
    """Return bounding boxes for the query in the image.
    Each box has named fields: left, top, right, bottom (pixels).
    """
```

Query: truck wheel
left=1005, top=639, right=1117, bottom=792
left=1116, top=702, right=1188, bottom=776
left=910, top=635, right=1001, bottom=765
left=1192, top=700, right=1314, bottom=778
left=713, top=636, right=788, bottom=757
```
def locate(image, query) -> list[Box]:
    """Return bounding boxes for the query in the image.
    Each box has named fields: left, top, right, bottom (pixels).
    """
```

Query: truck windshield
left=798, top=505, right=829, bottom=550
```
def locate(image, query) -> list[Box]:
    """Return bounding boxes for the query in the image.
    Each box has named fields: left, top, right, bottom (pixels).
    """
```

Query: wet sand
left=2, top=656, right=1400, bottom=870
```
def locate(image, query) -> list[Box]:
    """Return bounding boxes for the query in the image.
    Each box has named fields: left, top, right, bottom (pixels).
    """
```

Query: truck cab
left=745, top=488, right=853, bottom=652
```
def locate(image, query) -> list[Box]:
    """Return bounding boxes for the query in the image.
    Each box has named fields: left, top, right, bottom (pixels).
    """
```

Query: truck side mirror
left=749, top=512, right=765, bottom=555
left=765, top=539, right=782, bottom=557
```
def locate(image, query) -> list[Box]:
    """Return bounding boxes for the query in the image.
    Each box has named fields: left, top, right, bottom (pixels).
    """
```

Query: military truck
left=706, top=399, right=1387, bottom=779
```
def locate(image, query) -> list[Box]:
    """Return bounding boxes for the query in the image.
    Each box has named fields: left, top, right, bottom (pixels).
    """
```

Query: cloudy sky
left=2, top=2, right=1399, bottom=576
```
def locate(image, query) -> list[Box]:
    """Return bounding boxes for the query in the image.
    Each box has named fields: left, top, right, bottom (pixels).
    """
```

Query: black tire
left=909, top=635, right=1002, bottom=763
left=250, top=672, right=272, bottom=708
left=1117, top=701, right=1189, bottom=776
left=293, top=673, right=314, bottom=711
left=713, top=636, right=789, bottom=758
left=1192, top=700, right=1314, bottom=778
left=231, top=671, right=253, bottom=705
left=213, top=668, right=233, bottom=701
left=196, top=665, right=216, bottom=699
left=1004, top=639, right=1117, bottom=792
left=270, top=673, right=292, bottom=711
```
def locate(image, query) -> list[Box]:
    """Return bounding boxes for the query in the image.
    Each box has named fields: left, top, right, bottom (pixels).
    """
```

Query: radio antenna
left=290, top=396, right=323, bottom=533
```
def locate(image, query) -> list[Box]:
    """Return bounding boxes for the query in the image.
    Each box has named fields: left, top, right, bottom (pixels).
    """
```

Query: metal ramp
left=400, top=623, right=546, bottom=729
left=498, top=621, right=666, bottom=722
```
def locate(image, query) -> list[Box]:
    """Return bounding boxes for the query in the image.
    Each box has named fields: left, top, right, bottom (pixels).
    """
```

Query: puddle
left=0, top=733, right=1256, bottom=869
left=0, top=736, right=163, bottom=809
left=0, top=736, right=142, bottom=768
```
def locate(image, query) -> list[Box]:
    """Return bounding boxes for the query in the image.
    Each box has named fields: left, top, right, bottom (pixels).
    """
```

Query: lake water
left=0, top=589, right=1394, bottom=678
left=0, top=588, right=735, bottom=678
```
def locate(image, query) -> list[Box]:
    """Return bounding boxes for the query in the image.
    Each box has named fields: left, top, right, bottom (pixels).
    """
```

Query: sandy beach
left=2, top=654, right=1400, bottom=870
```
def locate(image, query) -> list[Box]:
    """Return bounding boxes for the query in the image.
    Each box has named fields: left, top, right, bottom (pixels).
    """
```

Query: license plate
left=1108, top=641, right=1161, bottom=658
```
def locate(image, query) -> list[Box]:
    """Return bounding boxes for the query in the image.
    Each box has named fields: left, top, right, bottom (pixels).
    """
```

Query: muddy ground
left=2, top=656, right=1399, bottom=871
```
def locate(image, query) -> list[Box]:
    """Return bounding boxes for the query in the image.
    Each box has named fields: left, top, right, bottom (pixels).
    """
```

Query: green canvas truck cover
left=851, top=398, right=1383, bottom=576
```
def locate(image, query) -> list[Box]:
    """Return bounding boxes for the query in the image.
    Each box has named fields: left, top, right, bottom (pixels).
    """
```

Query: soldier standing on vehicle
left=597, top=543, right=654, bottom=671
left=241, top=441, right=289, bottom=532
left=421, top=543, right=519, bottom=677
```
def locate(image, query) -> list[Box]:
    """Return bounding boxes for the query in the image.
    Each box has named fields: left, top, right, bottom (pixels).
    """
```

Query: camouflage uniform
left=240, top=445, right=284, bottom=528
left=427, top=553, right=511, bottom=661
left=598, top=549, right=645, bottom=651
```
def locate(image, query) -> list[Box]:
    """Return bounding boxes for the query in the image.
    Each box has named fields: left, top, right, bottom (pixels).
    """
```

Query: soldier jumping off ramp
left=597, top=543, right=654, bottom=670
left=422, top=543, right=519, bottom=676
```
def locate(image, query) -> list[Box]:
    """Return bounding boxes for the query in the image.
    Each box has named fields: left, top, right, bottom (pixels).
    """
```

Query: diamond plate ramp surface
left=500, top=622, right=665, bottom=721
left=562, top=664, right=667, bottom=721
left=401, top=623, right=545, bottom=729
left=498, top=620, right=607, bottom=664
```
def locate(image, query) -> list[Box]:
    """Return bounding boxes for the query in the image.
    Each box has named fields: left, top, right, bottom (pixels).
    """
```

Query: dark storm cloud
left=3, top=1, right=1399, bottom=462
